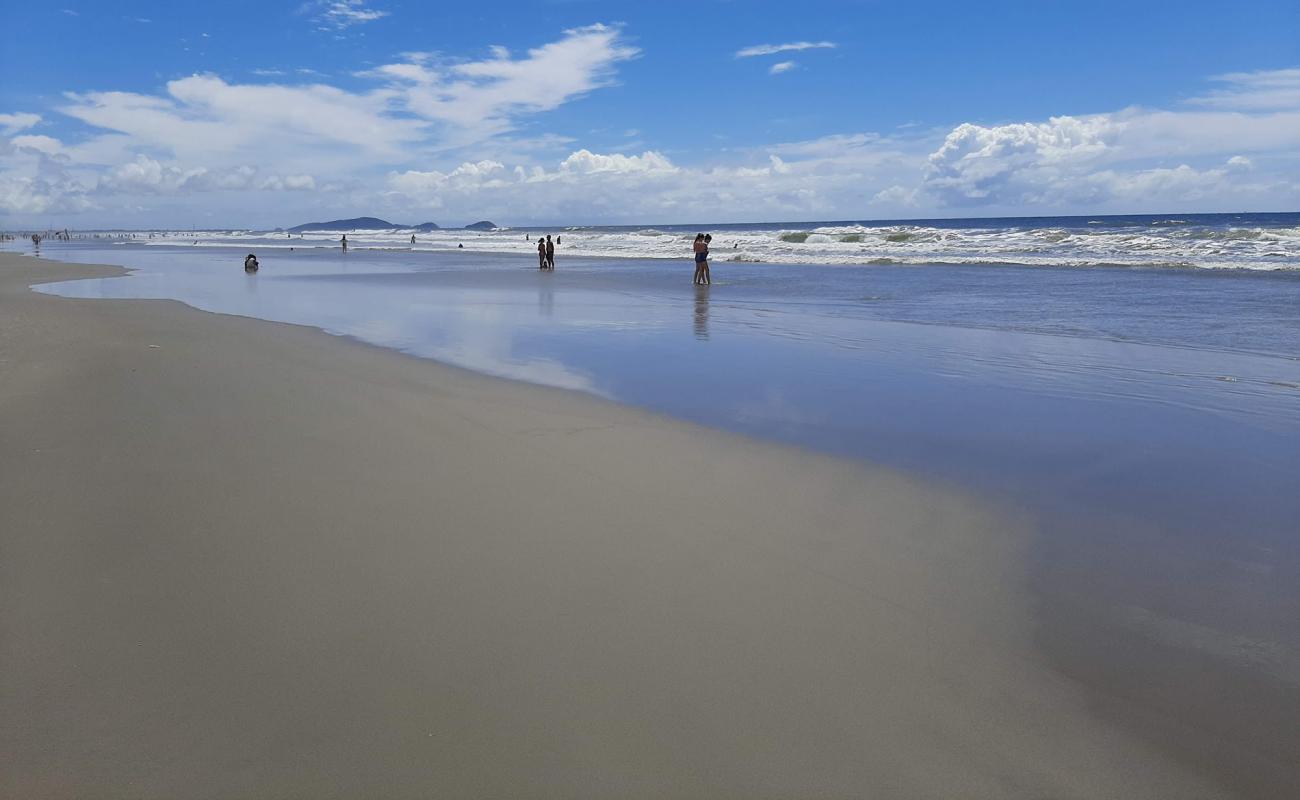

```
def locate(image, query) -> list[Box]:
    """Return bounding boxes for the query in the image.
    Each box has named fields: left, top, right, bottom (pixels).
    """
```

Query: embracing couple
left=692, top=233, right=712, bottom=285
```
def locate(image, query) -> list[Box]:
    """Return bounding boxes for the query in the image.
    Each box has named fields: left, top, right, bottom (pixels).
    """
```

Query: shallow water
left=18, top=239, right=1300, bottom=784
left=57, top=210, right=1300, bottom=270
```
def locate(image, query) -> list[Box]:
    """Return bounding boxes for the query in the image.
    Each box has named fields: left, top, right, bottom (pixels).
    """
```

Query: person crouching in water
left=693, top=233, right=711, bottom=285
left=244, top=253, right=259, bottom=272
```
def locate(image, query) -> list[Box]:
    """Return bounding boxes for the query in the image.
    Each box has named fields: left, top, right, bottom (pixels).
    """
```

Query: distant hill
left=287, top=217, right=496, bottom=232
left=288, top=217, right=395, bottom=232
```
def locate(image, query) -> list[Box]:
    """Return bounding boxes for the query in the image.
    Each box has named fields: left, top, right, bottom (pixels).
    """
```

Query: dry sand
left=1, top=252, right=1231, bottom=797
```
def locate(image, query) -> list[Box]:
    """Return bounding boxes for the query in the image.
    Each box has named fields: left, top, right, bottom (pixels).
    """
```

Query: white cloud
left=259, top=173, right=317, bottom=191
left=60, top=75, right=427, bottom=169
left=313, top=1, right=388, bottom=31
left=872, top=184, right=919, bottom=207
left=1189, top=68, right=1300, bottom=111
left=10, top=135, right=63, bottom=155
left=769, top=61, right=796, bottom=75
left=736, top=41, right=836, bottom=58
left=0, top=24, right=646, bottom=224
left=923, top=116, right=1117, bottom=204
left=920, top=99, right=1300, bottom=208
left=93, top=155, right=317, bottom=196
left=558, top=149, right=676, bottom=174
left=0, top=112, right=41, bottom=134
left=368, top=24, right=638, bottom=143
left=8, top=46, right=1300, bottom=226
left=0, top=144, right=94, bottom=215
left=380, top=140, right=922, bottom=224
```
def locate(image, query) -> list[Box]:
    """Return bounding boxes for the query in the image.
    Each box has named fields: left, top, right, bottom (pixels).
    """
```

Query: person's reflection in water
left=693, top=285, right=710, bottom=340
left=538, top=275, right=554, bottom=317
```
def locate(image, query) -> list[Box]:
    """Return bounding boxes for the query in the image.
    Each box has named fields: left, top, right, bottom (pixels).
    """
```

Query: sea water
left=62, top=210, right=1300, bottom=270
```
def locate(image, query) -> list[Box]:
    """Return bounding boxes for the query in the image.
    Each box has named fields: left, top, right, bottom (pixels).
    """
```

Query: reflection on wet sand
left=694, top=286, right=709, bottom=340
left=538, top=276, right=554, bottom=317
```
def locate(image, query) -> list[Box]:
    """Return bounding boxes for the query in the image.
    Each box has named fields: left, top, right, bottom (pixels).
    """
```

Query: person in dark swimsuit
left=538, top=238, right=547, bottom=269
left=545, top=235, right=555, bottom=270
left=701, top=234, right=712, bottom=285
left=693, top=233, right=711, bottom=285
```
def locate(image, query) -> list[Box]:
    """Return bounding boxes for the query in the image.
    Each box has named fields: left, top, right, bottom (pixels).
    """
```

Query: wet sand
left=0, top=252, right=1237, bottom=797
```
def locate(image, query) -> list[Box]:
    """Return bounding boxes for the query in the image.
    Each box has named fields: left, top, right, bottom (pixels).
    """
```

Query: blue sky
left=2, top=0, right=1298, bottom=227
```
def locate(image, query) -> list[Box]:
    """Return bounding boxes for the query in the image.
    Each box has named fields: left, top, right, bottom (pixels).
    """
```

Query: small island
left=464, top=220, right=498, bottom=231
left=288, top=217, right=395, bottom=232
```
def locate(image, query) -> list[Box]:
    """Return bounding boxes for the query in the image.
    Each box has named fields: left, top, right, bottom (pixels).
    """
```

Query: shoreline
left=27, top=238, right=1300, bottom=272
left=0, top=252, right=1249, bottom=796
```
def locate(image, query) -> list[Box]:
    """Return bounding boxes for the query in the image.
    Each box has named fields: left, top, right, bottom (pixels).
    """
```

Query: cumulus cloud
left=379, top=140, right=925, bottom=224
left=736, top=41, right=836, bottom=58
left=0, top=145, right=94, bottom=215
left=920, top=98, right=1300, bottom=209
left=558, top=149, right=676, bottom=174
left=923, top=116, right=1118, bottom=204
left=94, top=155, right=316, bottom=196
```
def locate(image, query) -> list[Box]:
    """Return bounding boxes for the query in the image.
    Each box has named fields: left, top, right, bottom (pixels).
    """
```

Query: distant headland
left=287, top=217, right=498, bottom=232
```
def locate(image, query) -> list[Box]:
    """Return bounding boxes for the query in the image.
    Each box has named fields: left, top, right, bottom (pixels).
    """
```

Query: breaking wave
left=123, top=216, right=1300, bottom=271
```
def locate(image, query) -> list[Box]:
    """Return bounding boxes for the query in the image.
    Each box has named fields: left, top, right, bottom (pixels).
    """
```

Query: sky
left=1, top=0, right=1298, bottom=228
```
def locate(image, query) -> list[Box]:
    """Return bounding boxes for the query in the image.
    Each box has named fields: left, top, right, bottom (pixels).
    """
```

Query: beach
left=2, top=250, right=1272, bottom=797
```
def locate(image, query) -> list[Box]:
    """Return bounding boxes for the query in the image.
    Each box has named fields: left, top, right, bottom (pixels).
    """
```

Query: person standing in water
left=701, top=234, right=713, bottom=284
left=693, top=233, right=710, bottom=285
left=411, top=234, right=416, bottom=244
left=341, top=234, right=348, bottom=251
left=537, top=237, right=547, bottom=269
left=545, top=234, right=555, bottom=270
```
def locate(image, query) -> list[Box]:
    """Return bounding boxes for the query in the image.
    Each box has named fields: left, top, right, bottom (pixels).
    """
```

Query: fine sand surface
left=1, top=253, right=1230, bottom=798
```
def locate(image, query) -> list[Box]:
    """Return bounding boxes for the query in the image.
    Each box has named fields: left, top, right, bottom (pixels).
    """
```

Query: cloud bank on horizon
left=1, top=4, right=1298, bottom=227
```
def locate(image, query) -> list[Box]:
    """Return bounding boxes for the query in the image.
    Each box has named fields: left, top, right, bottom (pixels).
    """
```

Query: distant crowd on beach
left=4, top=225, right=718, bottom=287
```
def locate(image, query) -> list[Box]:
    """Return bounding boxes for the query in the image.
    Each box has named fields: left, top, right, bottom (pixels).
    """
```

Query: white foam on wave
left=128, top=222, right=1300, bottom=271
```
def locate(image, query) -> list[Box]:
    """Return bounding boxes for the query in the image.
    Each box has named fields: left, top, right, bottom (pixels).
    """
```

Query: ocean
left=55, top=210, right=1300, bottom=270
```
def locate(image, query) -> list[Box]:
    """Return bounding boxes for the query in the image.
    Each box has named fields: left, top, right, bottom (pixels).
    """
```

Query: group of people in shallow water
left=240, top=230, right=717, bottom=284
